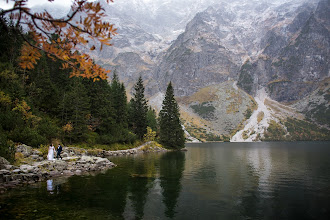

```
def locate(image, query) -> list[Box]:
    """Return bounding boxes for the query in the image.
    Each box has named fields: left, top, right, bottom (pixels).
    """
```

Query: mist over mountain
left=30, top=0, right=329, bottom=141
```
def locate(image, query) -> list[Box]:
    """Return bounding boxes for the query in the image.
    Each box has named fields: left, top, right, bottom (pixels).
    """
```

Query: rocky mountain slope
left=31, top=0, right=330, bottom=141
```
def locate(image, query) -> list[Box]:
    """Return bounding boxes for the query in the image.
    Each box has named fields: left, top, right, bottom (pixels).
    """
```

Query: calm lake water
left=1, top=142, right=330, bottom=219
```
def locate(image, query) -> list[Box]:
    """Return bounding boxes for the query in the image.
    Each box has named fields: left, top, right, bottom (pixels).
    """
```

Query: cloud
left=0, top=0, right=73, bottom=10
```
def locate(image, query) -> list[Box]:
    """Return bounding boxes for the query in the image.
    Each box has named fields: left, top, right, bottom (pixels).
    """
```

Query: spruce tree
left=146, top=107, right=158, bottom=133
left=129, top=76, right=148, bottom=140
left=110, top=71, right=128, bottom=127
left=159, top=82, right=185, bottom=149
left=62, top=78, right=90, bottom=143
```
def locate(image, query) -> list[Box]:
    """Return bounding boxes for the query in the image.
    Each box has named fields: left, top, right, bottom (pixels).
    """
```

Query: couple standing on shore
left=47, top=144, right=63, bottom=161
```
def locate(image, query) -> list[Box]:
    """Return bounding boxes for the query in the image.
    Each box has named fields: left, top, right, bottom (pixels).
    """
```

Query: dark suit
left=56, top=145, right=63, bottom=159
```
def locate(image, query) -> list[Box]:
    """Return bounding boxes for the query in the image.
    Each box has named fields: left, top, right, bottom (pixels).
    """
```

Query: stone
left=0, top=169, right=10, bottom=175
left=20, top=165, right=34, bottom=173
left=63, top=170, right=73, bottom=176
left=29, top=155, right=39, bottom=160
left=12, top=174, right=23, bottom=181
left=4, top=165, right=13, bottom=170
left=32, top=149, right=42, bottom=155
left=0, top=157, right=10, bottom=170
left=16, top=144, right=33, bottom=157
left=12, top=169, right=21, bottom=174
left=49, top=171, right=58, bottom=177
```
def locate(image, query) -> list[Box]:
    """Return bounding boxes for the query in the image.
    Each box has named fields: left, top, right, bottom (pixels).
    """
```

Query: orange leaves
left=2, top=0, right=117, bottom=80
left=19, top=43, right=42, bottom=70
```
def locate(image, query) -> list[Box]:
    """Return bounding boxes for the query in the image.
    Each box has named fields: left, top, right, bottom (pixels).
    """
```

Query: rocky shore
left=0, top=142, right=168, bottom=193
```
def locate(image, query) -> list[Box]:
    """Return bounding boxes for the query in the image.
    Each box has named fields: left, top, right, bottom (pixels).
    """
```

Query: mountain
left=150, top=0, right=329, bottom=141
left=237, top=0, right=330, bottom=102
left=30, top=0, right=330, bottom=141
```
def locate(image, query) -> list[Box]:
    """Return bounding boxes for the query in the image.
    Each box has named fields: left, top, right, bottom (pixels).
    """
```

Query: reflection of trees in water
left=128, top=158, right=152, bottom=220
left=160, top=151, right=186, bottom=218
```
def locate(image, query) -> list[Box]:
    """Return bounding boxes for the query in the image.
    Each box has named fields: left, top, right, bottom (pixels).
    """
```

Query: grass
left=68, top=140, right=144, bottom=152
left=140, top=141, right=164, bottom=151
left=177, top=85, right=219, bottom=105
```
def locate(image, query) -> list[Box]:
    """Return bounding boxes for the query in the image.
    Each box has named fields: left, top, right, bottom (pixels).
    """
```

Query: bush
left=9, top=127, right=47, bottom=148
left=38, top=144, right=49, bottom=159
left=144, top=127, right=156, bottom=142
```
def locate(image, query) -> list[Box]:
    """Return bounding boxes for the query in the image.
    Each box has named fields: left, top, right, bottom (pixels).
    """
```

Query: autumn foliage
left=0, top=0, right=117, bottom=80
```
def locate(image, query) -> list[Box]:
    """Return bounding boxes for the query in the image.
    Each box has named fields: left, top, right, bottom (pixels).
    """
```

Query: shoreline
left=0, top=141, right=169, bottom=193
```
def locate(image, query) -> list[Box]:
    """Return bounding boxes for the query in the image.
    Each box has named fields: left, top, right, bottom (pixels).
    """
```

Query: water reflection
left=1, top=142, right=330, bottom=219
left=46, top=179, right=54, bottom=194
left=160, top=152, right=185, bottom=218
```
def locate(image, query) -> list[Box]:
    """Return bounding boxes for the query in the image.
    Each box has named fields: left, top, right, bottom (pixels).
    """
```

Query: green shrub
left=9, top=127, right=47, bottom=147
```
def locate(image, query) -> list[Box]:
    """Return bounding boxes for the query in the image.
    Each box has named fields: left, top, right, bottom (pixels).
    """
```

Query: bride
left=47, top=144, right=55, bottom=160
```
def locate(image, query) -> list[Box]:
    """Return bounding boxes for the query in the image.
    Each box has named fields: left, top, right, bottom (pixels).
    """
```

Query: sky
left=0, top=0, right=73, bottom=9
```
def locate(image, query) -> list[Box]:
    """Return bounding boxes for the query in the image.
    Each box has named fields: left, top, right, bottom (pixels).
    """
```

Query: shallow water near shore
left=1, top=142, right=330, bottom=219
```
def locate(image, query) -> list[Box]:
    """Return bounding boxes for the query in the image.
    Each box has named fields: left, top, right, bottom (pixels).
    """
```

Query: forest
left=0, top=17, right=185, bottom=162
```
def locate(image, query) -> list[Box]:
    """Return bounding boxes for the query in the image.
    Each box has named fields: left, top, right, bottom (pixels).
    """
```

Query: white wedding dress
left=47, top=146, right=55, bottom=160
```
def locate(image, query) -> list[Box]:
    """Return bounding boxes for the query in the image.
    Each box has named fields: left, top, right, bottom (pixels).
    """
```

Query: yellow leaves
left=63, top=122, right=73, bottom=133
left=0, top=91, right=11, bottom=106
left=11, top=99, right=40, bottom=125
left=144, top=127, right=157, bottom=142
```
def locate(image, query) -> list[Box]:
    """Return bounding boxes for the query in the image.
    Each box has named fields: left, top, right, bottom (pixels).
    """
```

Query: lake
left=1, top=142, right=330, bottom=219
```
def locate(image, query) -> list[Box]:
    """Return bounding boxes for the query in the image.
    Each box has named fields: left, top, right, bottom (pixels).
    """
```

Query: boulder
left=0, top=169, right=10, bottom=175
left=12, top=169, right=21, bottom=174
left=20, top=165, right=34, bottom=173
left=16, top=144, right=33, bottom=157
left=4, top=165, right=13, bottom=170
left=0, top=157, right=10, bottom=169
left=63, top=170, right=74, bottom=176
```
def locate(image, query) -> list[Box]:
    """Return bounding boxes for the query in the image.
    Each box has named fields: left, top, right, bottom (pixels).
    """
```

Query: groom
left=56, top=144, right=63, bottom=160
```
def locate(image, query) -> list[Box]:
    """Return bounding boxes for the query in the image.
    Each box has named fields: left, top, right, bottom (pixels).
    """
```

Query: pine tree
left=62, top=78, right=90, bottom=143
left=159, top=82, right=185, bottom=149
left=146, top=107, right=158, bottom=133
left=129, top=76, right=148, bottom=140
left=110, top=71, right=128, bottom=127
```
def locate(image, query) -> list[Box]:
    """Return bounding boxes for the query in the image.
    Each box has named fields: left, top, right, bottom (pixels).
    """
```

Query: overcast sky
left=0, top=0, right=73, bottom=9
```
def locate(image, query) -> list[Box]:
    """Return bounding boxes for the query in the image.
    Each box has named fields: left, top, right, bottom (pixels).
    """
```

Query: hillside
left=29, top=0, right=330, bottom=141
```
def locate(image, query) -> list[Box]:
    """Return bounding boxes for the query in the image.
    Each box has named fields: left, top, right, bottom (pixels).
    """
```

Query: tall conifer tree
left=110, top=71, right=128, bottom=127
left=129, top=76, right=148, bottom=139
left=159, top=82, right=185, bottom=149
